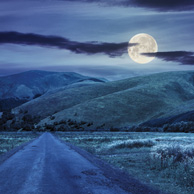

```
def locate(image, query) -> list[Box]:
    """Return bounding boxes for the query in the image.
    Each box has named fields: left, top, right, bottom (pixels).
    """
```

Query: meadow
left=0, top=132, right=39, bottom=155
left=58, top=132, right=194, bottom=194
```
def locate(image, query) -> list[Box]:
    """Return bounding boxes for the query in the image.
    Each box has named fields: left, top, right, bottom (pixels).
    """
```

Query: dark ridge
left=78, top=78, right=105, bottom=83
left=141, top=110, right=194, bottom=128
left=0, top=98, right=28, bottom=112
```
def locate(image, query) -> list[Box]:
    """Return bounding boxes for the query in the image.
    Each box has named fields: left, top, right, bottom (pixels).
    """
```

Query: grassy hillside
left=13, top=71, right=194, bottom=129
left=0, top=70, right=104, bottom=111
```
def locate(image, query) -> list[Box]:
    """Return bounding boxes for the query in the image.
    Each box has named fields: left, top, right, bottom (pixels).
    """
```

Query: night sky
left=0, top=0, right=194, bottom=80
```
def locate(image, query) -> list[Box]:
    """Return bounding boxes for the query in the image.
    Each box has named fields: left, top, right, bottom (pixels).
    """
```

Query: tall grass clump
left=150, top=144, right=194, bottom=188
left=0, top=133, right=38, bottom=155
left=106, top=139, right=155, bottom=150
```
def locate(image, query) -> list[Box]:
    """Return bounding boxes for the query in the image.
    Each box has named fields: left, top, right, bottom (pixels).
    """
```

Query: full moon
left=128, top=33, right=158, bottom=64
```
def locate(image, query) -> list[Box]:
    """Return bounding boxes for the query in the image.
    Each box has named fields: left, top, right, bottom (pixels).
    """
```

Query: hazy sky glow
left=0, top=0, right=194, bottom=80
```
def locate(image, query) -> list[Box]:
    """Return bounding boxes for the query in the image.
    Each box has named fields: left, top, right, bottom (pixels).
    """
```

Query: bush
left=80, top=121, right=87, bottom=125
left=50, top=116, right=55, bottom=120
left=87, top=122, right=93, bottom=127
left=150, top=144, right=194, bottom=188
left=45, top=124, right=56, bottom=131
left=110, top=127, right=120, bottom=132
left=22, top=114, right=33, bottom=122
left=151, top=144, right=194, bottom=167
left=59, top=120, right=67, bottom=124
left=68, top=119, right=75, bottom=126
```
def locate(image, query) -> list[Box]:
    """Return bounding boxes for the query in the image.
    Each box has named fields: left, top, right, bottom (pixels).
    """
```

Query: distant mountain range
left=11, top=70, right=194, bottom=129
left=0, top=70, right=105, bottom=111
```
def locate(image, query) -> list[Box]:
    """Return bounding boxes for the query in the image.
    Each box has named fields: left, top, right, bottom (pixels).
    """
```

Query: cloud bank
left=142, top=51, right=194, bottom=65
left=0, top=31, right=135, bottom=57
left=64, top=0, right=194, bottom=11
left=121, top=0, right=194, bottom=11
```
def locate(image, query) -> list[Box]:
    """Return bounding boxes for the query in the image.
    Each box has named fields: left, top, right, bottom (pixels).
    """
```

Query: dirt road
left=0, top=133, right=164, bottom=194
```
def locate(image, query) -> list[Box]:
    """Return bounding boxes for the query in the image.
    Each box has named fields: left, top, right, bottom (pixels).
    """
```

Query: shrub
left=68, top=119, right=75, bottom=126
left=59, top=120, right=67, bottom=124
left=50, top=116, right=55, bottom=120
left=87, top=122, right=93, bottom=127
left=45, top=124, right=56, bottom=131
left=151, top=144, right=194, bottom=168
left=22, top=114, right=33, bottom=122
left=110, top=127, right=120, bottom=132
left=150, top=144, right=194, bottom=188
left=80, top=121, right=87, bottom=125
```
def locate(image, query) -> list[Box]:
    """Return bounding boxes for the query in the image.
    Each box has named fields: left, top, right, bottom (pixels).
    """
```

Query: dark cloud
left=63, top=0, right=194, bottom=11
left=142, top=51, right=194, bottom=65
left=0, top=31, right=135, bottom=57
left=122, top=0, right=194, bottom=11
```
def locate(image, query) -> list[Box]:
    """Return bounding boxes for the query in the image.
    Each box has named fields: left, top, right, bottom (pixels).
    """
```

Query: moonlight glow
left=128, top=33, right=158, bottom=64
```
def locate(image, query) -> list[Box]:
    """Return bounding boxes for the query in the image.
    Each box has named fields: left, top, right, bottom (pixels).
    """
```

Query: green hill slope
left=14, top=71, right=194, bottom=129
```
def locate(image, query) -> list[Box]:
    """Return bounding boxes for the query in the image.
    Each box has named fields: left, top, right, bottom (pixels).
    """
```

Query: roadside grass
left=104, top=139, right=155, bottom=150
left=150, top=144, right=194, bottom=189
left=58, top=132, right=194, bottom=194
left=0, top=132, right=39, bottom=155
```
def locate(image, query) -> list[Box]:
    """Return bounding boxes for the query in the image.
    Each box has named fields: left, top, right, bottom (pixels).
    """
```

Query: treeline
left=126, top=121, right=194, bottom=133
left=0, top=110, right=40, bottom=131
left=41, top=119, right=106, bottom=132
left=0, top=109, right=106, bottom=132
left=1, top=109, right=194, bottom=132
left=42, top=121, right=194, bottom=132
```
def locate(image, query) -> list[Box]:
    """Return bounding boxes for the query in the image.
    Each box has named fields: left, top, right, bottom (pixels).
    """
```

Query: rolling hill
left=0, top=70, right=105, bottom=111
left=13, top=71, right=194, bottom=129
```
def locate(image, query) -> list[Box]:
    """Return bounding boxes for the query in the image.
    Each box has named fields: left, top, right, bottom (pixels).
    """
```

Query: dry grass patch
left=0, top=132, right=39, bottom=155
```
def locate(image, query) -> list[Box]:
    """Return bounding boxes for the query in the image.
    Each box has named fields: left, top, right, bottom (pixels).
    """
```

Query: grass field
left=0, top=132, right=39, bottom=155
left=58, top=132, right=194, bottom=194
